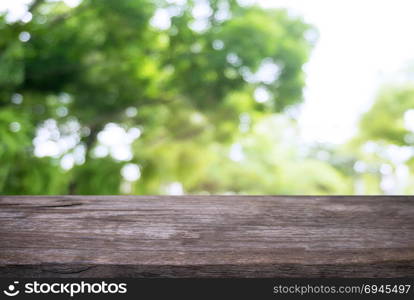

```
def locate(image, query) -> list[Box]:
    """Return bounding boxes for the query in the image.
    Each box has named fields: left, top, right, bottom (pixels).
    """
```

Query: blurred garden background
left=1, top=0, right=414, bottom=195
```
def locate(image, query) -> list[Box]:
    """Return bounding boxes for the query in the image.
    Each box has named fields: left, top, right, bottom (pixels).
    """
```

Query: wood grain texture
left=0, top=196, right=413, bottom=277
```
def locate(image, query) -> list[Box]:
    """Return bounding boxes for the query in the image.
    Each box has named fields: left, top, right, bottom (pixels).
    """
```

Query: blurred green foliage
left=0, top=0, right=412, bottom=195
left=348, top=84, right=414, bottom=194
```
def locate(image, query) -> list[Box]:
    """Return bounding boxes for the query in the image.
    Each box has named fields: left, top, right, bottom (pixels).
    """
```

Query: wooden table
left=0, top=196, right=413, bottom=277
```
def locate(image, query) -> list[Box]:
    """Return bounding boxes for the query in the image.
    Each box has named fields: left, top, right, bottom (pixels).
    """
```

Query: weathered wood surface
left=0, top=196, right=413, bottom=278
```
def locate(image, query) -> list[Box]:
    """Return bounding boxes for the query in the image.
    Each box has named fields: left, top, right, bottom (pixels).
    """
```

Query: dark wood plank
left=0, top=196, right=413, bottom=277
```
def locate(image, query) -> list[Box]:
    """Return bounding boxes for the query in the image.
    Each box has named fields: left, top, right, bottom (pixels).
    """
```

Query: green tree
left=0, top=0, right=317, bottom=194
left=349, top=83, right=414, bottom=194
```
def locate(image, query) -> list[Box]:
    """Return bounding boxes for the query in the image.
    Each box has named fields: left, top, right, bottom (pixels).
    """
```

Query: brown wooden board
left=0, top=196, right=413, bottom=277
